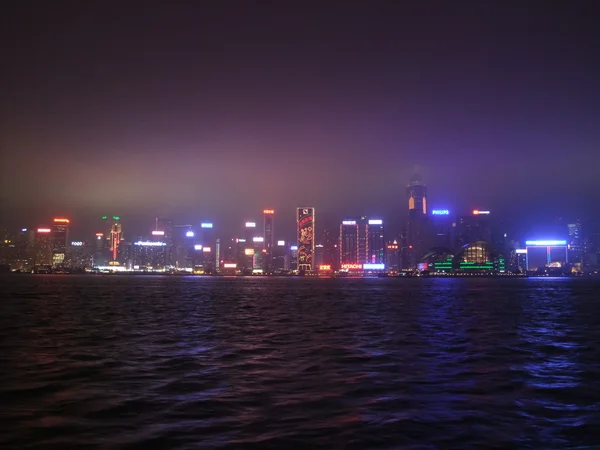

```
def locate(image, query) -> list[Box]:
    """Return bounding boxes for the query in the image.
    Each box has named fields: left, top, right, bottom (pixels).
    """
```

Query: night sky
left=1, top=1, right=599, bottom=238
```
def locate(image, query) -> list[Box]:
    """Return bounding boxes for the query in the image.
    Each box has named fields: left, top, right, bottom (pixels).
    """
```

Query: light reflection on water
left=0, top=275, right=599, bottom=449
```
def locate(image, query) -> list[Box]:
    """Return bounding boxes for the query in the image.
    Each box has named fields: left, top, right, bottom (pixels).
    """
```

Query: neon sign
left=71, top=241, right=84, bottom=246
left=290, top=246, right=298, bottom=251
left=152, top=230, right=165, bottom=236
left=134, top=241, right=166, bottom=246
left=203, top=247, right=211, bottom=252
left=473, top=210, right=490, bottom=215
left=186, top=231, right=194, bottom=237
left=194, top=244, right=203, bottom=250
left=223, top=263, right=237, bottom=268
left=244, top=248, right=254, bottom=255
left=263, top=209, right=275, bottom=215
left=253, top=237, right=264, bottom=242
left=201, top=223, right=213, bottom=228
left=368, top=219, right=383, bottom=225
left=525, top=240, right=567, bottom=246
left=342, top=220, right=356, bottom=225
left=341, top=263, right=362, bottom=269
left=37, top=228, right=51, bottom=233
left=245, top=222, right=256, bottom=228
left=277, top=240, right=285, bottom=246
left=319, top=265, right=332, bottom=270
left=432, top=210, right=449, bottom=215
left=363, top=263, right=385, bottom=270
left=53, top=218, right=70, bottom=223
left=515, top=249, right=527, bottom=254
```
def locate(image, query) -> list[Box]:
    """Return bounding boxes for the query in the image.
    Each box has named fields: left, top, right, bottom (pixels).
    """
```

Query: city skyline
left=2, top=168, right=598, bottom=274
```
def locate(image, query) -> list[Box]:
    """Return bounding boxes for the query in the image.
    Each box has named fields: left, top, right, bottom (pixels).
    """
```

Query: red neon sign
left=263, top=209, right=275, bottom=215
left=37, top=228, right=51, bottom=233
left=319, top=265, right=332, bottom=270
left=53, top=218, right=70, bottom=224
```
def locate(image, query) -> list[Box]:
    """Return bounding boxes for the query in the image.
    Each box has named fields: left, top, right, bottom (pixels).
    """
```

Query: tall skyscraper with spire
left=406, top=171, right=428, bottom=268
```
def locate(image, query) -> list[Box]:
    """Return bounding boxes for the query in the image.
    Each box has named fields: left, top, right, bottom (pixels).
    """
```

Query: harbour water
left=1, top=276, right=599, bottom=449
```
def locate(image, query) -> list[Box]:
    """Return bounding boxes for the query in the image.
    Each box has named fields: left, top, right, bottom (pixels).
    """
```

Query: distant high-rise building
left=297, top=207, right=315, bottom=272
left=263, top=210, right=275, bottom=270
left=35, top=227, right=53, bottom=266
left=3, top=228, right=35, bottom=270
left=386, top=240, right=400, bottom=271
left=272, top=240, right=288, bottom=270
left=568, top=220, right=583, bottom=265
left=406, top=172, right=428, bottom=267
left=132, top=241, right=167, bottom=268
left=100, top=216, right=123, bottom=264
left=51, top=218, right=70, bottom=267
left=367, top=219, right=385, bottom=264
left=340, top=219, right=359, bottom=266
left=357, top=216, right=368, bottom=263
left=155, top=217, right=174, bottom=266
left=69, top=240, right=92, bottom=268
left=429, top=209, right=454, bottom=250
left=263, top=210, right=275, bottom=252
left=321, top=228, right=339, bottom=269
left=109, top=218, right=122, bottom=263
left=93, top=232, right=108, bottom=266
left=399, top=232, right=410, bottom=269
left=174, top=224, right=194, bottom=268
left=456, top=210, right=492, bottom=248
left=244, top=220, right=256, bottom=245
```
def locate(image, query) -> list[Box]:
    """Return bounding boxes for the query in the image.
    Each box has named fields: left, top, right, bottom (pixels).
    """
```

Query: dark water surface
left=1, top=276, right=600, bottom=449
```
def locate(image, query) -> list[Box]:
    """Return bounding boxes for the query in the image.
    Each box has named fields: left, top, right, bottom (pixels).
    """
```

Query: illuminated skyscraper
left=51, top=218, right=70, bottom=266
left=263, top=210, right=275, bottom=252
left=109, top=218, right=122, bottom=263
left=340, top=219, right=359, bottom=266
left=367, top=219, right=385, bottom=264
left=101, top=216, right=123, bottom=264
left=406, top=172, right=428, bottom=267
left=568, top=220, right=583, bottom=265
left=297, top=207, right=315, bottom=272
left=35, top=227, right=53, bottom=266
left=386, top=240, right=400, bottom=270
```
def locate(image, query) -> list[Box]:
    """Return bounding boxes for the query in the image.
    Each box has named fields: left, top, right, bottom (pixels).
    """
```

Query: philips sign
left=431, top=209, right=450, bottom=215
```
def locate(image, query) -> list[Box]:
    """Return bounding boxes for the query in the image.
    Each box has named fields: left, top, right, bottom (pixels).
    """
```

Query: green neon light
left=113, top=216, right=120, bottom=220
left=102, top=216, right=107, bottom=220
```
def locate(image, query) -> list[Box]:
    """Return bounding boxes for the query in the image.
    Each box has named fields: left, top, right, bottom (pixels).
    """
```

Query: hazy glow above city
left=1, top=3, right=599, bottom=239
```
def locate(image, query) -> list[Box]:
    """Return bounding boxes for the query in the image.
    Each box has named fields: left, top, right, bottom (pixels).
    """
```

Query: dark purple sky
left=1, top=1, right=599, bottom=238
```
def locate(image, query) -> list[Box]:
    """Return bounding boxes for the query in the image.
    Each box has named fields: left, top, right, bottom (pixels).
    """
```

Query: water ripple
left=1, top=275, right=600, bottom=449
